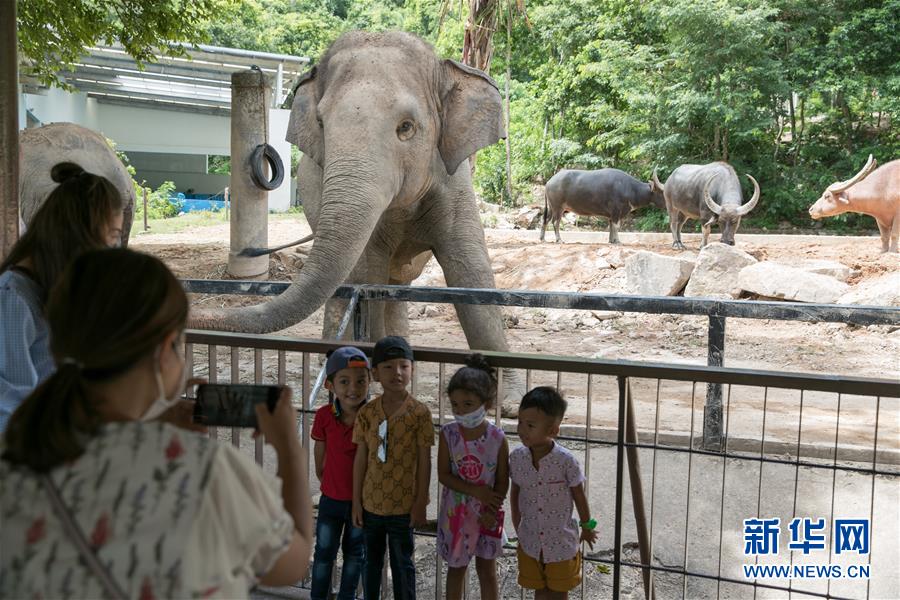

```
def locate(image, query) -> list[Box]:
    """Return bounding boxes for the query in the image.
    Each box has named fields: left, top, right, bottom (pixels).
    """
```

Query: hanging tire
left=250, top=143, right=284, bottom=191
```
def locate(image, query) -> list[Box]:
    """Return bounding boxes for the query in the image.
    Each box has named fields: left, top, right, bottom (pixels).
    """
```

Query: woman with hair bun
left=0, top=162, right=125, bottom=431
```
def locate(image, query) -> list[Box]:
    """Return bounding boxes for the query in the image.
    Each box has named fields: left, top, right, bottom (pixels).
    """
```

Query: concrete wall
left=18, top=87, right=295, bottom=211
left=126, top=151, right=229, bottom=195
left=21, top=86, right=100, bottom=129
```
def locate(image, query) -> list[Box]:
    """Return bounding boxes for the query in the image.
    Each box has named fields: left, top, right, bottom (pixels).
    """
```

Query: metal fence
left=182, top=280, right=899, bottom=453
left=183, top=331, right=898, bottom=600
left=181, top=281, right=899, bottom=599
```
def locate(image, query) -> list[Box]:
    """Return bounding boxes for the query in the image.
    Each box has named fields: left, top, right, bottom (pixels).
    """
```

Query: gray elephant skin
left=191, top=31, right=525, bottom=403
left=662, top=161, right=760, bottom=249
left=540, top=168, right=666, bottom=244
left=19, top=123, right=136, bottom=246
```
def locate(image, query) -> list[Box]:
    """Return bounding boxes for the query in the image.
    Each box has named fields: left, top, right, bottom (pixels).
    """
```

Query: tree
left=17, top=0, right=221, bottom=87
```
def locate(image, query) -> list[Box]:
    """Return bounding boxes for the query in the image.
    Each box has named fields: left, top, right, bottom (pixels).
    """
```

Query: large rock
left=738, top=262, right=850, bottom=303
left=515, top=206, right=543, bottom=229
left=777, top=259, right=856, bottom=283
left=626, top=251, right=695, bottom=296
left=838, top=273, right=900, bottom=306
left=684, top=243, right=758, bottom=298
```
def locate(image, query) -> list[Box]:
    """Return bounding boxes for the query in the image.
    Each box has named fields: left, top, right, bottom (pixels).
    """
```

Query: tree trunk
left=504, top=0, right=513, bottom=204
left=793, top=95, right=805, bottom=165
left=788, top=92, right=796, bottom=142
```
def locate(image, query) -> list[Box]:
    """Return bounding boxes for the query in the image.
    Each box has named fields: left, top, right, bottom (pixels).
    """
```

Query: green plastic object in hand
left=580, top=518, right=597, bottom=531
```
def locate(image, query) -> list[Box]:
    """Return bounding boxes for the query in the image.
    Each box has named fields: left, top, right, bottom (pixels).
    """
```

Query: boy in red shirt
left=310, top=346, right=371, bottom=600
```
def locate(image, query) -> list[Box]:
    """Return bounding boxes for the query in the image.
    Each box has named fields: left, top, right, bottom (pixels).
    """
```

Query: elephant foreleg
left=384, top=279, right=410, bottom=338
left=321, top=248, right=391, bottom=341
left=432, top=224, right=524, bottom=414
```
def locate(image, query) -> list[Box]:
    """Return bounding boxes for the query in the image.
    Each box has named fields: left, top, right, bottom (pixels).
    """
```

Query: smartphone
left=193, top=384, right=281, bottom=428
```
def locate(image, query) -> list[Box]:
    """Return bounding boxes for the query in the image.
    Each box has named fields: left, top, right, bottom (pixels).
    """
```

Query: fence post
left=703, top=314, right=726, bottom=451
left=0, top=0, right=19, bottom=259
left=142, top=187, right=149, bottom=231
left=613, top=376, right=627, bottom=599
left=625, top=379, right=656, bottom=599
left=227, top=69, right=270, bottom=279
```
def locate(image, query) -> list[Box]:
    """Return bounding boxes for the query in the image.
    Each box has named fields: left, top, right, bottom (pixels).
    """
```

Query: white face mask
left=141, top=341, right=187, bottom=421
left=454, top=404, right=486, bottom=429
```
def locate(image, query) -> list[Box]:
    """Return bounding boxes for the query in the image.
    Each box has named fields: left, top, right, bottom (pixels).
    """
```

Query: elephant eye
left=397, top=120, right=416, bottom=140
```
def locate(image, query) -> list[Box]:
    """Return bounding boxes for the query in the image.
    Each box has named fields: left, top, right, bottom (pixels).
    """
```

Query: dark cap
left=372, top=335, right=414, bottom=367
left=325, top=346, right=371, bottom=377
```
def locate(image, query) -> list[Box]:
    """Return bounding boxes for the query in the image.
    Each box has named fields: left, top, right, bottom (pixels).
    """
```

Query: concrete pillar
left=0, top=0, right=19, bottom=257
left=227, top=70, right=270, bottom=279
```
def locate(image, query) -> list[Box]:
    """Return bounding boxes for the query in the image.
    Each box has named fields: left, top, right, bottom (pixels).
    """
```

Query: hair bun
left=50, top=162, right=86, bottom=184
left=465, top=353, right=496, bottom=379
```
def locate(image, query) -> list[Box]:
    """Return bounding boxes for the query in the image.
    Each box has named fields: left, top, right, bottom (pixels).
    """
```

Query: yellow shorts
left=516, top=546, right=582, bottom=592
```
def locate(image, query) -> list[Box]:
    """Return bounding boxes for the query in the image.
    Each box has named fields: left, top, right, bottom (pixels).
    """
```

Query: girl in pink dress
left=436, top=354, right=509, bottom=600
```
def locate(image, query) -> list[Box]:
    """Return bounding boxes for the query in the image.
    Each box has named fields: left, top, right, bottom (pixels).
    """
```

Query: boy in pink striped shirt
left=509, top=387, right=597, bottom=599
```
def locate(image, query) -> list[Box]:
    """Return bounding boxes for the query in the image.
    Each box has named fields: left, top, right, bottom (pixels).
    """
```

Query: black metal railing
left=182, top=279, right=900, bottom=452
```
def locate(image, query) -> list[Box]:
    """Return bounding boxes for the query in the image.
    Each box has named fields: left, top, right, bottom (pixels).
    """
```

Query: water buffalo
left=809, top=155, right=900, bottom=253
left=541, top=168, right=666, bottom=244
left=662, top=162, right=760, bottom=249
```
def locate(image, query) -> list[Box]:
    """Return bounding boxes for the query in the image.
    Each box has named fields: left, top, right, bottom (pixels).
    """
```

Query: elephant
left=19, top=123, right=136, bottom=246
left=190, top=31, right=525, bottom=411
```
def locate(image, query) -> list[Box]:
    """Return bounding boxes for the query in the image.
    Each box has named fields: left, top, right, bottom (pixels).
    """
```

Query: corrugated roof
left=21, top=43, right=310, bottom=116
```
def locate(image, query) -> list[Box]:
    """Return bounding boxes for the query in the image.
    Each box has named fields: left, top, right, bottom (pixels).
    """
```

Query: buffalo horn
left=651, top=168, right=664, bottom=191
left=735, top=174, right=761, bottom=216
left=703, top=177, right=723, bottom=215
left=827, top=154, right=877, bottom=194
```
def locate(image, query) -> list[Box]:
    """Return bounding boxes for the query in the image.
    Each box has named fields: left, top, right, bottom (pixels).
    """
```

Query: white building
left=18, top=43, right=309, bottom=212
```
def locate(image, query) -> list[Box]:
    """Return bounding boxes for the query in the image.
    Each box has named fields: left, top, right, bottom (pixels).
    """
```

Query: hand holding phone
left=254, top=387, right=298, bottom=453
left=193, top=384, right=282, bottom=428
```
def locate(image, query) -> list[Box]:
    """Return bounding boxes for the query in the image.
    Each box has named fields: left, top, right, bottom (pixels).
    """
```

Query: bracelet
left=579, top=518, right=597, bottom=531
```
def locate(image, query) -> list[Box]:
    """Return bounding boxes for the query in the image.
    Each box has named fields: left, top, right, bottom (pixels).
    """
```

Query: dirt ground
left=130, top=215, right=900, bottom=460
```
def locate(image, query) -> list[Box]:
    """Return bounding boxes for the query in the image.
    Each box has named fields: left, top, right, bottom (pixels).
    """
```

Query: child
left=352, top=336, right=434, bottom=600
left=510, top=387, right=598, bottom=599
left=436, top=354, right=509, bottom=600
left=310, top=346, right=371, bottom=600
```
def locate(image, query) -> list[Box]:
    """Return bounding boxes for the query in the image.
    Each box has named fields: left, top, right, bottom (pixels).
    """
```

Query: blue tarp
left=168, top=195, right=228, bottom=213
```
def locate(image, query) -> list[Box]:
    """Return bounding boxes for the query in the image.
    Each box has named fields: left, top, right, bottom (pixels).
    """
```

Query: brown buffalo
left=809, top=155, right=900, bottom=253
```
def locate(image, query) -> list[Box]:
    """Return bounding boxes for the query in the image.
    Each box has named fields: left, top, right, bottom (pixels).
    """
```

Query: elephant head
left=191, top=31, right=505, bottom=332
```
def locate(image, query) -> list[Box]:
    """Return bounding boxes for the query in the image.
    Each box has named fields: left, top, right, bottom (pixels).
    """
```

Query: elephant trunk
left=190, top=155, right=391, bottom=334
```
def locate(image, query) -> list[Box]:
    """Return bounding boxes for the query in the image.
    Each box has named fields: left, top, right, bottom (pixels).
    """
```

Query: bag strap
left=41, top=474, right=127, bottom=600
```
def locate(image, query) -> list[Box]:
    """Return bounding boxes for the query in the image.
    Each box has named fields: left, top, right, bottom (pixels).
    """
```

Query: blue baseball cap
left=325, top=346, right=371, bottom=378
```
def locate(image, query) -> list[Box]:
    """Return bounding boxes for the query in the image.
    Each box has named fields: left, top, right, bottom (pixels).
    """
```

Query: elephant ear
left=439, top=60, right=506, bottom=176
left=286, top=66, right=324, bottom=167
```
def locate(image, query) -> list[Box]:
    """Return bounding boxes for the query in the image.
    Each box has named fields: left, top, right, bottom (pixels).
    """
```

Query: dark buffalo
left=662, top=162, right=760, bottom=249
left=541, top=168, right=666, bottom=244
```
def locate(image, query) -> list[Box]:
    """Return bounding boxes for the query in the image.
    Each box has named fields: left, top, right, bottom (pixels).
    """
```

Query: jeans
left=311, top=495, right=367, bottom=600
left=363, top=510, right=416, bottom=600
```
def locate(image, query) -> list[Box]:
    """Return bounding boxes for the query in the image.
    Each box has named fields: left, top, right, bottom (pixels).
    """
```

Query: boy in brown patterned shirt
left=352, top=336, right=434, bottom=599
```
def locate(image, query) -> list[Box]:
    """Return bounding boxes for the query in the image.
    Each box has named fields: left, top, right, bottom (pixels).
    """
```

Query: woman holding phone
left=0, top=248, right=313, bottom=600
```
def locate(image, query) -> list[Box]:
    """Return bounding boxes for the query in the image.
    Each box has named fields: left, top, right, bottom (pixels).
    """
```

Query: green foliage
left=207, top=155, right=231, bottom=175
left=197, top=0, right=899, bottom=231
left=134, top=181, right=180, bottom=220
left=18, top=0, right=222, bottom=88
